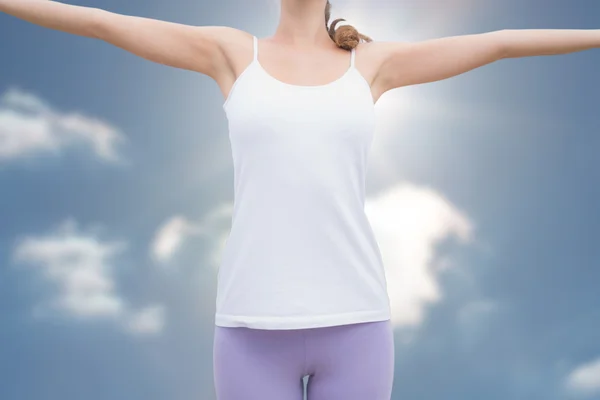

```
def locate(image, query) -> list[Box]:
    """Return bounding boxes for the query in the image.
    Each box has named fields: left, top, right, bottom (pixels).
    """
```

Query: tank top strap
left=350, top=47, right=356, bottom=68
left=252, top=35, right=258, bottom=62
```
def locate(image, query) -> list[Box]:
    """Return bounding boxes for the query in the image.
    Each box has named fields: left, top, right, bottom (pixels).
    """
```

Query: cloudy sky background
left=1, top=0, right=599, bottom=399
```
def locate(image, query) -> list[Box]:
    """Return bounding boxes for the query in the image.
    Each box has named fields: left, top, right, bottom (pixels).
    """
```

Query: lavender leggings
left=213, top=319, right=394, bottom=400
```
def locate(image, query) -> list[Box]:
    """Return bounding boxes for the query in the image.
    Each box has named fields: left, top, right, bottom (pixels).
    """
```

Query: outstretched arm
left=0, top=0, right=235, bottom=79
left=372, top=29, right=600, bottom=94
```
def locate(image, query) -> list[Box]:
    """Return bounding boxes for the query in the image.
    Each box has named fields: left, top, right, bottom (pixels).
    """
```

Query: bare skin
left=1, top=0, right=599, bottom=105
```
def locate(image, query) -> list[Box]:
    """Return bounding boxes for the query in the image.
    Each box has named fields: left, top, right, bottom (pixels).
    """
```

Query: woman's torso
left=215, top=34, right=392, bottom=330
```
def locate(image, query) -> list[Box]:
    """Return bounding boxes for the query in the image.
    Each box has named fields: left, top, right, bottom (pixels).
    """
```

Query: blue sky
left=1, top=0, right=599, bottom=399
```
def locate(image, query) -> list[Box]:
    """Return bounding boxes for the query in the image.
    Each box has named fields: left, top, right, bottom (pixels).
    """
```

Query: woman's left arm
left=372, top=29, right=600, bottom=93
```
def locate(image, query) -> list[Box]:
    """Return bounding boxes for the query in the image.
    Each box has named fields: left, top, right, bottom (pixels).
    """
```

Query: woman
left=2, top=0, right=598, bottom=399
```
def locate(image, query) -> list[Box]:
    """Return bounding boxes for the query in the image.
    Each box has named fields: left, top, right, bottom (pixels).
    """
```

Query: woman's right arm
left=0, top=0, right=237, bottom=80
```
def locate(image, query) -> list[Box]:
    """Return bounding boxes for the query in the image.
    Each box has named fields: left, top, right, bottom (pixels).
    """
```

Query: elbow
left=493, top=29, right=512, bottom=59
left=88, top=8, right=110, bottom=40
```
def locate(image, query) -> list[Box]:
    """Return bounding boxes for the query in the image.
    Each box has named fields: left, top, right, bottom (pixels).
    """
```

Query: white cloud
left=125, top=305, right=166, bottom=336
left=12, top=218, right=165, bottom=336
left=12, top=218, right=127, bottom=318
left=150, top=215, right=206, bottom=263
left=365, top=182, right=474, bottom=329
left=565, top=356, right=600, bottom=397
left=0, top=86, right=126, bottom=164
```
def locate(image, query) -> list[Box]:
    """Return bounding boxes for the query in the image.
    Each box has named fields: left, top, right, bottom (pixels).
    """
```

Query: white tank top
left=216, top=35, right=392, bottom=329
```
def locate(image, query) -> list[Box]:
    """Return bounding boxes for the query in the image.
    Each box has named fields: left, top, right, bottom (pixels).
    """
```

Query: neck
left=274, top=0, right=332, bottom=48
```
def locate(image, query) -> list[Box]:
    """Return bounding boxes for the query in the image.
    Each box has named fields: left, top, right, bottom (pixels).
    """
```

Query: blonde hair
left=325, top=0, right=372, bottom=50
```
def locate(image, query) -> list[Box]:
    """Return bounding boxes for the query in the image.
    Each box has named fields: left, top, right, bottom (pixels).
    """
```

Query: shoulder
left=352, top=40, right=409, bottom=88
left=212, top=27, right=254, bottom=58
left=189, top=26, right=254, bottom=66
left=354, top=40, right=412, bottom=90
left=354, top=40, right=411, bottom=73
left=355, top=40, right=411, bottom=65
left=202, top=27, right=254, bottom=83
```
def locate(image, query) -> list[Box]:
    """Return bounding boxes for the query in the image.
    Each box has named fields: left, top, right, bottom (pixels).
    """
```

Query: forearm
left=501, top=29, right=600, bottom=58
left=0, top=0, right=103, bottom=38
